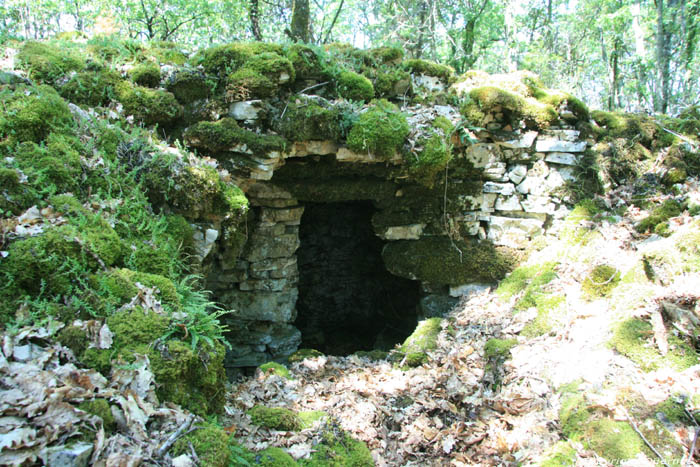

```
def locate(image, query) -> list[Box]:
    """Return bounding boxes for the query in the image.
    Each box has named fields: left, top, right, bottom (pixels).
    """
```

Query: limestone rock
left=412, top=73, right=446, bottom=93
left=499, top=131, right=537, bottom=149
left=449, top=283, right=492, bottom=297
left=483, top=182, right=515, bottom=195
left=192, top=225, right=219, bottom=262
left=466, top=143, right=500, bottom=168
left=40, top=442, right=93, bottom=467
left=495, top=194, right=522, bottom=211
left=267, top=324, right=302, bottom=358
left=379, top=224, right=425, bottom=240
left=223, top=289, right=298, bottom=323
left=484, top=161, right=507, bottom=181
left=487, top=216, right=544, bottom=248
left=260, top=206, right=305, bottom=225
left=243, top=233, right=300, bottom=262
left=336, top=147, right=402, bottom=164
left=229, top=100, right=264, bottom=121
left=535, top=138, right=586, bottom=153
left=543, top=129, right=580, bottom=141
left=285, top=140, right=339, bottom=158
left=545, top=152, right=579, bottom=165
left=521, top=195, right=556, bottom=214
left=418, top=294, right=459, bottom=318
left=508, top=164, right=528, bottom=184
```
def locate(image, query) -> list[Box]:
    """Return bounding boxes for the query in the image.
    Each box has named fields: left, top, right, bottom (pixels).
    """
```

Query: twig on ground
left=157, top=414, right=196, bottom=458
left=621, top=407, right=670, bottom=467
left=687, top=427, right=699, bottom=467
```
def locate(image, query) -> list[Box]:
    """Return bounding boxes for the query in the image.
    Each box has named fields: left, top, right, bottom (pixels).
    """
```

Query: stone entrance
left=295, top=202, right=419, bottom=355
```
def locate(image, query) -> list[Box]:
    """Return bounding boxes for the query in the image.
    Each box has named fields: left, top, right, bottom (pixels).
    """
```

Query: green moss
left=81, top=348, right=112, bottom=374
left=58, top=69, right=122, bottom=107
left=302, top=429, right=374, bottom=466
left=248, top=405, right=302, bottom=431
left=128, top=62, right=161, bottom=88
left=382, top=237, right=516, bottom=285
left=369, top=46, right=404, bottom=64
left=0, top=85, right=74, bottom=143
left=521, top=295, right=565, bottom=338
left=373, top=68, right=410, bottom=98
left=336, top=71, right=375, bottom=102
left=57, top=325, right=89, bottom=357
left=635, top=199, right=682, bottom=234
left=610, top=318, right=698, bottom=372
left=259, top=361, right=292, bottom=379
left=497, top=262, right=558, bottom=301
left=144, top=41, right=188, bottom=65
left=539, top=441, right=577, bottom=467
left=286, top=44, right=327, bottom=81
left=185, top=117, right=287, bottom=154
left=299, top=410, right=329, bottom=429
left=256, top=447, right=297, bottom=466
left=407, top=117, right=454, bottom=187
left=226, top=67, right=276, bottom=99
left=288, top=348, right=324, bottom=363
left=403, top=59, right=454, bottom=81
left=399, top=318, right=442, bottom=367
left=532, top=88, right=590, bottom=122
left=107, top=308, right=169, bottom=348
left=560, top=199, right=602, bottom=245
left=581, top=264, right=621, bottom=299
left=484, top=338, right=517, bottom=360
left=655, top=397, right=694, bottom=424
left=591, top=111, right=660, bottom=147
left=78, top=399, right=116, bottom=433
left=245, top=52, right=295, bottom=83
left=166, top=69, right=210, bottom=103
left=102, top=268, right=180, bottom=311
left=279, top=98, right=342, bottom=141
left=346, top=99, right=408, bottom=157
left=172, top=422, right=232, bottom=467
left=461, top=86, right=558, bottom=128
left=584, top=419, right=646, bottom=462
left=198, top=42, right=284, bottom=74
left=17, top=41, right=86, bottom=84
left=115, top=81, right=182, bottom=126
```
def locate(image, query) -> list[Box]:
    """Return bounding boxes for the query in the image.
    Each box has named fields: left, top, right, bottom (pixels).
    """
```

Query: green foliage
left=301, top=427, right=374, bottom=466
left=197, top=42, right=283, bottom=75
left=484, top=338, right=517, bottom=360
left=128, top=62, right=161, bottom=87
left=0, top=85, right=74, bottom=143
left=336, top=70, right=375, bottom=102
left=539, top=441, right=577, bottom=467
left=347, top=99, right=408, bottom=157
left=256, top=447, right=297, bottom=466
left=406, top=116, right=454, bottom=187
left=248, top=406, right=302, bottom=431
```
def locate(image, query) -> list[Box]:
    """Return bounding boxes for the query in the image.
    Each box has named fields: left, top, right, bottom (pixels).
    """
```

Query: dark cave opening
left=295, top=201, right=420, bottom=356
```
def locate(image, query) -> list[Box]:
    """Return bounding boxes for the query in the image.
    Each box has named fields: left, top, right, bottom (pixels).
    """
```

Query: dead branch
left=156, top=413, right=196, bottom=458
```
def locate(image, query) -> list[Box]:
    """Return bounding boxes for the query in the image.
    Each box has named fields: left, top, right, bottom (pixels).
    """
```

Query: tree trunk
left=250, top=0, right=262, bottom=40
left=290, top=0, right=310, bottom=43
left=656, top=0, right=670, bottom=113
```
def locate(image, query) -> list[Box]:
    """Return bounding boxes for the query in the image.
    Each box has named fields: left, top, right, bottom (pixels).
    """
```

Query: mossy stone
left=172, top=422, right=232, bottom=467
left=58, top=69, right=122, bottom=107
left=184, top=117, right=287, bottom=154
left=107, top=308, right=169, bottom=349
left=248, top=405, right=302, bottom=431
left=635, top=199, right=682, bottom=234
left=288, top=348, right=324, bottom=363
left=116, top=81, right=182, bottom=126
left=245, top=52, right=295, bottom=83
left=581, top=264, right=620, bottom=299
left=347, top=99, right=408, bottom=158
left=399, top=318, right=442, bottom=367
left=382, top=237, right=516, bottom=285
left=166, top=69, right=211, bottom=103
left=0, top=85, right=74, bottom=143
left=286, top=44, right=327, bottom=81
left=259, top=361, right=292, bottom=379
left=198, top=42, right=284, bottom=75
left=279, top=98, right=341, bottom=141
left=102, top=268, right=181, bottom=311
left=336, top=70, right=375, bottom=102
left=128, top=62, right=161, bottom=88
left=403, top=59, right=454, bottom=81
left=374, top=68, right=411, bottom=98
left=17, top=41, right=86, bottom=84
left=302, top=429, right=374, bottom=466
left=256, top=447, right=297, bottom=466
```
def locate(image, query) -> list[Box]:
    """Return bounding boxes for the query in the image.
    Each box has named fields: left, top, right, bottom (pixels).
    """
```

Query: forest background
left=1, top=0, right=698, bottom=115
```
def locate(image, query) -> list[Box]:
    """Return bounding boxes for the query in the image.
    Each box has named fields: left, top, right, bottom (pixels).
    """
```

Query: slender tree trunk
left=290, top=0, right=310, bottom=42
left=250, top=0, right=262, bottom=40
left=413, top=1, right=429, bottom=59
left=656, top=0, right=670, bottom=113
left=631, top=1, right=647, bottom=110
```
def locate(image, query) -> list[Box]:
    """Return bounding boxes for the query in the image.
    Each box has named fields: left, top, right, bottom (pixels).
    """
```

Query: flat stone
left=250, top=257, right=297, bottom=274
left=379, top=224, right=425, bottom=240
left=521, top=195, right=556, bottom=214
left=260, top=206, right=305, bottom=225
left=12, top=343, right=44, bottom=362
left=481, top=193, right=498, bottom=212
left=495, top=194, right=522, bottom=211
left=543, top=129, right=580, bottom=141
left=545, top=169, right=567, bottom=190
left=243, top=233, right=300, bottom=262
left=535, top=138, right=586, bottom=153
left=418, top=294, right=459, bottom=319
left=336, top=147, right=402, bottom=164
left=285, top=140, right=339, bottom=158
left=483, top=182, right=515, bottom=195
left=229, top=100, right=263, bottom=120
left=484, top=161, right=507, bottom=181
left=499, top=131, right=537, bottom=149
left=192, top=226, right=219, bottom=261
left=239, top=278, right=293, bottom=292
left=267, top=324, right=302, bottom=358
left=449, top=283, right=492, bottom=298
left=508, top=164, right=528, bottom=184
left=465, top=143, right=500, bottom=168
left=226, top=351, right=269, bottom=367
left=487, top=216, right=544, bottom=248
left=41, top=442, right=93, bottom=467
left=545, top=152, right=579, bottom=166
left=222, top=289, right=298, bottom=323
left=247, top=182, right=294, bottom=200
